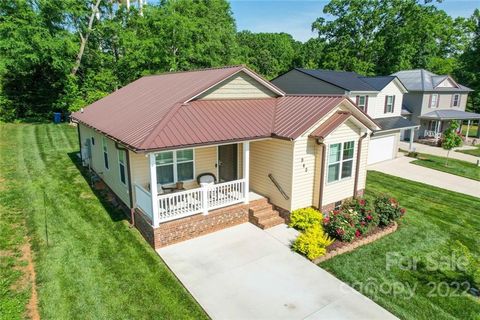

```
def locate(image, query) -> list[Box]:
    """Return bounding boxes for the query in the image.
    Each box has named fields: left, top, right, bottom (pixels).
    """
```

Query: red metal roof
left=309, top=111, right=352, bottom=139
left=72, top=67, right=378, bottom=152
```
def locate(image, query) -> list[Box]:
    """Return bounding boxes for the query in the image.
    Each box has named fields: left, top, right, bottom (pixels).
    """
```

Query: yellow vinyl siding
left=198, top=72, right=276, bottom=100
left=357, top=135, right=370, bottom=191
left=250, top=139, right=293, bottom=210
left=78, top=124, right=130, bottom=206
left=321, top=120, right=361, bottom=206
left=291, top=137, right=318, bottom=210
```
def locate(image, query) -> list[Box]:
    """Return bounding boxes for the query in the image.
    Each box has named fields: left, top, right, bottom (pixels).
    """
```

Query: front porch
left=134, top=141, right=253, bottom=227
left=419, top=110, right=480, bottom=143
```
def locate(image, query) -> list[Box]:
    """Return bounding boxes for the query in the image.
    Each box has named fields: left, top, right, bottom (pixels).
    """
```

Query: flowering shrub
left=292, top=225, right=334, bottom=260
left=322, top=208, right=359, bottom=242
left=342, top=198, right=378, bottom=234
left=289, top=207, right=323, bottom=231
left=374, top=194, right=406, bottom=226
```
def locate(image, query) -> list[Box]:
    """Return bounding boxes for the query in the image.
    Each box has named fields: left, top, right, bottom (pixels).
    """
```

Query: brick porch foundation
left=134, top=203, right=249, bottom=249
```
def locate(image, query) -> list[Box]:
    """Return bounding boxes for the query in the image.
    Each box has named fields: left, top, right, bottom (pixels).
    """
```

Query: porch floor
left=249, top=191, right=266, bottom=202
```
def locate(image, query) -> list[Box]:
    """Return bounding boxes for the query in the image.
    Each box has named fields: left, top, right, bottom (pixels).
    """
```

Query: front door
left=218, top=144, right=238, bottom=182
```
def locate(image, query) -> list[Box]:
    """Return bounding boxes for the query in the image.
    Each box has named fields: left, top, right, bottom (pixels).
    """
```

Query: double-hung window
left=452, top=94, right=460, bottom=107
left=357, top=95, right=367, bottom=111
left=118, top=150, right=127, bottom=185
left=385, top=95, right=394, bottom=113
left=327, top=141, right=355, bottom=183
left=156, top=149, right=194, bottom=185
left=102, top=137, right=109, bottom=170
left=430, top=94, right=438, bottom=108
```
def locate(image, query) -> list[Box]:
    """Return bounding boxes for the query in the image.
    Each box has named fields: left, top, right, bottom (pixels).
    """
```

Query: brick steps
left=249, top=199, right=284, bottom=229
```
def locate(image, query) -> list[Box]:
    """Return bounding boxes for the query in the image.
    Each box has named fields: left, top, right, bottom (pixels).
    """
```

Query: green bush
left=374, top=194, right=406, bottom=226
left=292, top=225, right=334, bottom=260
left=289, top=207, right=323, bottom=231
left=322, top=208, right=359, bottom=242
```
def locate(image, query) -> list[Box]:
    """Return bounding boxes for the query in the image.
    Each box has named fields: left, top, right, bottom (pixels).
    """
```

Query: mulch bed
left=313, top=222, right=398, bottom=264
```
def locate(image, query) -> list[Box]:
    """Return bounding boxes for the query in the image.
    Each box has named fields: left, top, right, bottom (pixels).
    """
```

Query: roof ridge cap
left=142, top=65, right=245, bottom=78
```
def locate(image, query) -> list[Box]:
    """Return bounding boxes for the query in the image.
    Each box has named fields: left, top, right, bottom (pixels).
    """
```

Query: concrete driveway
left=399, top=141, right=479, bottom=164
left=158, top=223, right=396, bottom=320
left=369, top=156, right=480, bottom=198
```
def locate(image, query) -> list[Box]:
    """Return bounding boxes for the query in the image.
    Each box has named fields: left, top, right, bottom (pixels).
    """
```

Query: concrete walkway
left=158, top=223, right=397, bottom=320
left=369, top=156, right=480, bottom=198
left=399, top=141, right=479, bottom=164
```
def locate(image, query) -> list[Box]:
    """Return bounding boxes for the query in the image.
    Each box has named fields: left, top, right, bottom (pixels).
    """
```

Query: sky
left=230, top=0, right=480, bottom=42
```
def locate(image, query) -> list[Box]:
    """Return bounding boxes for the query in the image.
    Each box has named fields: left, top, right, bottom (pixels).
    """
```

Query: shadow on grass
left=67, top=151, right=129, bottom=224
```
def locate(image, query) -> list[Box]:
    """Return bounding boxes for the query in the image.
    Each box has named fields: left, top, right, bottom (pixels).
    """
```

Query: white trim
left=155, top=149, right=195, bottom=185
left=243, top=141, right=250, bottom=204
left=216, top=143, right=239, bottom=182
left=149, top=153, right=159, bottom=228
left=184, top=68, right=285, bottom=103
left=325, top=141, right=355, bottom=184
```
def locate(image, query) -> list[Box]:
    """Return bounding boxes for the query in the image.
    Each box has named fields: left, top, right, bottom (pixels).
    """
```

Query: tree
left=442, top=121, right=463, bottom=166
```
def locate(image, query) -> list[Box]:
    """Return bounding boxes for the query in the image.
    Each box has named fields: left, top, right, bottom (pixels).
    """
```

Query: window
left=156, top=149, right=194, bottom=185
left=118, top=150, right=127, bottom=185
left=357, top=95, right=367, bottom=111
left=91, top=137, right=95, bottom=145
left=452, top=94, right=460, bottom=107
left=102, top=137, right=109, bottom=169
left=430, top=94, right=438, bottom=108
left=327, top=141, right=355, bottom=183
left=384, top=95, right=394, bottom=113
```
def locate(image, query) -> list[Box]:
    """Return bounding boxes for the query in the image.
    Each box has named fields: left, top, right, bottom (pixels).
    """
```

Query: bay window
left=156, top=149, right=194, bottom=185
left=327, top=141, right=355, bottom=183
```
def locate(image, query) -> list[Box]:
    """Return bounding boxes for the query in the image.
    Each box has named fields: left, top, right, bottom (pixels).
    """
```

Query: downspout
left=115, top=142, right=135, bottom=226
left=76, top=123, right=83, bottom=163
left=315, top=139, right=326, bottom=210
left=353, top=132, right=368, bottom=197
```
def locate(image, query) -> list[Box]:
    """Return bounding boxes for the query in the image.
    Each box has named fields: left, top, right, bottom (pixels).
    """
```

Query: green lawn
left=0, top=123, right=207, bottom=319
left=410, top=153, right=480, bottom=181
left=320, top=171, right=480, bottom=320
left=461, top=124, right=478, bottom=137
left=457, top=145, right=480, bottom=157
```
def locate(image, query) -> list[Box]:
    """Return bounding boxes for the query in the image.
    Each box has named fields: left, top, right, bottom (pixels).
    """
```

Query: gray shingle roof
left=296, top=69, right=377, bottom=91
left=391, top=69, right=472, bottom=92
left=359, top=76, right=397, bottom=91
left=419, top=110, right=480, bottom=120
left=374, top=116, right=418, bottom=131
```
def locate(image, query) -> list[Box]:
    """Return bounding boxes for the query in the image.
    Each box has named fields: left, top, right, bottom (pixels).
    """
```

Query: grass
left=0, top=123, right=207, bottom=319
left=457, top=145, right=480, bottom=157
left=409, top=153, right=480, bottom=181
left=320, top=171, right=480, bottom=320
left=461, top=124, right=478, bottom=137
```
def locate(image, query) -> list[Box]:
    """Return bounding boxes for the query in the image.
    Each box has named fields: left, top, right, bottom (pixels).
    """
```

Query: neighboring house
left=71, top=65, right=379, bottom=248
left=272, top=69, right=418, bottom=164
left=392, top=69, right=479, bottom=140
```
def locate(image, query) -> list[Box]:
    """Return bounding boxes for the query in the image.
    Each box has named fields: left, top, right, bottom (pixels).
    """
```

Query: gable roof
left=309, top=111, right=352, bottom=139
left=391, top=69, right=473, bottom=92
left=72, top=67, right=379, bottom=152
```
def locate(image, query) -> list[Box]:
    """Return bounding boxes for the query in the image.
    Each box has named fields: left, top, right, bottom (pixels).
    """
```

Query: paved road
left=369, top=156, right=480, bottom=198
left=158, top=223, right=397, bottom=320
left=399, top=141, right=479, bottom=164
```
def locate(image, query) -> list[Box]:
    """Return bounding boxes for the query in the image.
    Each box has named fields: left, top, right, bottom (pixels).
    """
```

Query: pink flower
left=333, top=209, right=340, bottom=215
left=336, top=229, right=345, bottom=236
left=323, top=217, right=330, bottom=224
left=367, top=215, right=372, bottom=221
left=355, top=229, right=361, bottom=237
left=361, top=221, right=366, bottom=226
left=359, top=199, right=366, bottom=206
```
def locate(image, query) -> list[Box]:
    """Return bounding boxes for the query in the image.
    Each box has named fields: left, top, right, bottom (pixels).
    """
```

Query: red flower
left=367, top=215, right=372, bottom=221
left=355, top=229, right=361, bottom=237
left=400, top=208, right=406, bottom=215
left=323, top=217, right=330, bottom=224
left=359, top=199, right=366, bottom=206
left=333, top=209, right=340, bottom=215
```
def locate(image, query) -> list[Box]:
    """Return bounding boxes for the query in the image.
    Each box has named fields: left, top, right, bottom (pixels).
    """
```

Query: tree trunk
left=71, top=0, right=102, bottom=76
left=445, top=149, right=450, bottom=167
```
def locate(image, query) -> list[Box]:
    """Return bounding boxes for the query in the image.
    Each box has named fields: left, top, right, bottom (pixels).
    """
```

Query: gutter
left=76, top=124, right=82, bottom=163
left=315, top=138, right=326, bottom=210
left=353, top=132, right=368, bottom=197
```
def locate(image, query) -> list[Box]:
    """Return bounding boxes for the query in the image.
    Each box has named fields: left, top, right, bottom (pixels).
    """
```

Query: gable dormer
left=195, top=70, right=283, bottom=100
left=433, top=76, right=460, bottom=89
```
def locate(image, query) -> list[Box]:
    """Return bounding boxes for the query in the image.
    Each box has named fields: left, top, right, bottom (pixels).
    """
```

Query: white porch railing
left=134, top=184, right=153, bottom=221
left=135, top=179, right=247, bottom=224
left=424, top=130, right=442, bottom=139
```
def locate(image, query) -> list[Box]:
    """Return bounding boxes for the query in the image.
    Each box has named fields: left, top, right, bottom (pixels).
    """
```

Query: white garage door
left=368, top=135, right=396, bottom=164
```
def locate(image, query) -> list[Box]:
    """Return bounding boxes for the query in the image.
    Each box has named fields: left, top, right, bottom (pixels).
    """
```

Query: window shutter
left=458, top=95, right=461, bottom=107
left=428, top=94, right=432, bottom=108
left=450, top=95, right=454, bottom=108
left=436, top=94, right=439, bottom=108
left=355, top=95, right=359, bottom=106
left=365, top=96, right=369, bottom=113
left=392, top=96, right=396, bottom=113
left=384, top=96, right=388, bottom=113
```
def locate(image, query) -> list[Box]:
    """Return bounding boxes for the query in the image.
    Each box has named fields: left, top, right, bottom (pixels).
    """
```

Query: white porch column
left=466, top=120, right=471, bottom=139
left=243, top=141, right=250, bottom=204
left=409, top=129, right=415, bottom=151
left=149, top=153, right=160, bottom=228
left=435, top=120, right=441, bottom=141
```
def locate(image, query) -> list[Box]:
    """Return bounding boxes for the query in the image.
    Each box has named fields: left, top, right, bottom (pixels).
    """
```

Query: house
left=71, top=65, right=380, bottom=248
left=272, top=69, right=418, bottom=164
left=391, top=69, right=479, bottom=141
